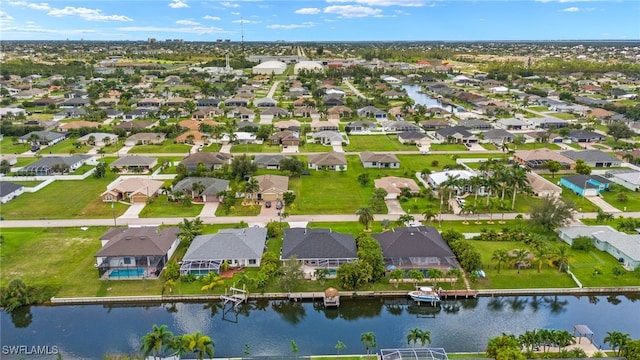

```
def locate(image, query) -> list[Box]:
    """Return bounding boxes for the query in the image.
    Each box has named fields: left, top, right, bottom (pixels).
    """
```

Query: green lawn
left=505, top=143, right=562, bottom=151
left=344, top=135, right=416, bottom=152
left=548, top=112, right=576, bottom=120
left=230, top=143, right=282, bottom=153
left=40, top=139, right=91, bottom=154
left=0, top=175, right=129, bottom=219
left=299, top=142, right=331, bottom=152
left=481, top=143, right=499, bottom=150
left=215, top=198, right=262, bottom=217
left=139, top=195, right=203, bottom=218
left=128, top=141, right=191, bottom=154
left=14, top=157, right=37, bottom=167
left=528, top=106, right=548, bottom=112
left=570, top=249, right=640, bottom=287
left=599, top=187, right=640, bottom=212
left=7, top=181, right=43, bottom=187
left=0, top=137, right=31, bottom=154
left=431, top=144, right=468, bottom=151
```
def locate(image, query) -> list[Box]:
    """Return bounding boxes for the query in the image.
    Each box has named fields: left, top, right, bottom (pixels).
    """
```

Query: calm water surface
left=1, top=295, right=640, bottom=359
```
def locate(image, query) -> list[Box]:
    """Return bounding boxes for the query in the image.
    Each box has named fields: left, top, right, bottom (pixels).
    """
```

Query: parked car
left=265, top=201, right=272, bottom=208
left=276, top=200, right=283, bottom=210
left=455, top=196, right=465, bottom=205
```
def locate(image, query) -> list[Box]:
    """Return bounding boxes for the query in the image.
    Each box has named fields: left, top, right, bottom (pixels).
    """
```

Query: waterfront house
left=558, top=226, right=640, bottom=270
left=95, top=226, right=180, bottom=280
left=180, top=227, right=267, bottom=276
left=281, top=228, right=357, bottom=279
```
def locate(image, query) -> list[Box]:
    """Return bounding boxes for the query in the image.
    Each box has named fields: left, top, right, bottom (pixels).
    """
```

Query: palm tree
left=360, top=332, right=376, bottom=356
left=397, top=214, right=415, bottom=226
left=492, top=249, right=510, bottom=274
left=531, top=245, right=552, bottom=273
left=509, top=164, right=530, bottom=209
left=200, top=272, right=225, bottom=292
left=552, top=245, right=574, bottom=272
left=469, top=176, right=484, bottom=203
left=518, top=329, right=540, bottom=352
left=459, top=203, right=471, bottom=224
left=140, top=324, right=174, bottom=360
left=422, top=206, right=437, bottom=224
left=183, top=331, right=214, bottom=360
left=191, top=181, right=205, bottom=200
left=356, top=207, right=374, bottom=231
left=511, top=248, right=531, bottom=273
left=243, top=177, right=260, bottom=202
left=407, top=328, right=431, bottom=347
left=426, top=268, right=444, bottom=288
left=177, top=217, right=204, bottom=244
left=604, top=331, right=631, bottom=356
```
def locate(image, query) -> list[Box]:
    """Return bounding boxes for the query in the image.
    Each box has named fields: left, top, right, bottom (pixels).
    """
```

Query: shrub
left=571, top=236, right=595, bottom=251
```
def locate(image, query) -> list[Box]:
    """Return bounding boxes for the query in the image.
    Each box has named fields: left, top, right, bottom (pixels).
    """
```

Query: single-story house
left=527, top=117, right=569, bottom=129
left=458, top=119, right=493, bottom=131
left=606, top=170, right=640, bottom=191
left=59, top=120, right=100, bottom=131
left=360, top=151, right=400, bottom=169
left=18, top=131, right=65, bottom=145
left=77, top=133, right=119, bottom=147
left=269, top=130, right=300, bottom=146
left=95, top=226, right=180, bottom=279
left=173, top=177, right=230, bottom=202
left=254, top=97, right=277, bottom=107
left=273, top=120, right=301, bottom=132
left=253, top=154, right=286, bottom=170
left=101, top=177, right=164, bottom=203
left=427, top=170, right=482, bottom=196
left=281, top=228, right=357, bottom=279
left=397, top=131, right=427, bottom=144
left=372, top=226, right=457, bottom=271
left=0, top=181, right=25, bottom=204
left=558, top=226, right=640, bottom=270
left=347, top=120, right=378, bottom=133
left=435, top=126, right=477, bottom=144
left=19, top=155, right=92, bottom=176
left=53, top=108, right=87, bottom=121
left=180, top=152, right=233, bottom=172
left=308, top=152, right=347, bottom=171
left=124, top=133, right=166, bottom=146
left=311, top=119, right=340, bottom=132
left=526, top=172, right=562, bottom=198
left=110, top=155, right=158, bottom=173
left=250, top=175, right=289, bottom=202
left=559, top=174, right=611, bottom=196
left=312, top=131, right=344, bottom=146
left=176, top=130, right=208, bottom=145
left=374, top=176, right=420, bottom=199
left=381, top=121, right=421, bottom=132
left=481, top=129, right=515, bottom=145
left=357, top=106, right=387, bottom=120
left=513, top=149, right=575, bottom=169
left=180, top=227, right=268, bottom=276
left=560, top=150, right=621, bottom=168
left=567, top=130, right=606, bottom=143
left=420, top=120, right=450, bottom=131
left=496, top=118, right=528, bottom=131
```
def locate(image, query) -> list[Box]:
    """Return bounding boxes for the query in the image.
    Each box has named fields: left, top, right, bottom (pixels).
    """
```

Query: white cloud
left=176, top=19, right=200, bottom=25
left=0, top=11, right=14, bottom=20
left=232, top=19, right=261, bottom=24
left=267, top=22, right=316, bottom=30
left=324, top=5, right=383, bottom=18
left=117, top=25, right=228, bottom=35
left=203, top=15, right=221, bottom=20
left=326, top=0, right=426, bottom=6
left=3, top=24, right=97, bottom=34
left=8, top=1, right=51, bottom=11
left=220, top=1, right=240, bottom=7
left=231, top=12, right=241, bottom=15
left=563, top=7, right=580, bottom=12
left=169, top=0, right=189, bottom=8
left=47, top=7, right=133, bottom=21
left=295, top=8, right=321, bottom=15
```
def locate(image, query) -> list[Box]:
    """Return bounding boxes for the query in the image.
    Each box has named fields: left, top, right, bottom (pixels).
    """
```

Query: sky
left=1, top=0, right=639, bottom=42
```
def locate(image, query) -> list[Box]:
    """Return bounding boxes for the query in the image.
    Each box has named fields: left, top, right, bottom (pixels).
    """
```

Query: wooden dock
left=440, top=289, right=477, bottom=299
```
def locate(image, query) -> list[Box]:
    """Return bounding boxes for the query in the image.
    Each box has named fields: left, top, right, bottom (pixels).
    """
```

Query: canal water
left=402, top=84, right=460, bottom=113
left=1, top=295, right=639, bottom=359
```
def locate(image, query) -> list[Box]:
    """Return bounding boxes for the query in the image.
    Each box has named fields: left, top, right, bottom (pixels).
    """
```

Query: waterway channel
left=1, top=295, right=639, bottom=359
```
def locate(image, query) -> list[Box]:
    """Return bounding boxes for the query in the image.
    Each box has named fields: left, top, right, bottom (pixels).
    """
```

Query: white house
left=0, top=182, right=25, bottom=204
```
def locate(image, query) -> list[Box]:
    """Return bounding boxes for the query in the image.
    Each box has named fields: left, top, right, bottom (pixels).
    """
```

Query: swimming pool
left=109, top=268, right=144, bottom=279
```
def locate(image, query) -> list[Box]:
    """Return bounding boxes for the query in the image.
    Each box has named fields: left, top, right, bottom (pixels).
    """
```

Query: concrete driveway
left=385, top=199, right=405, bottom=215
left=118, top=202, right=146, bottom=219
left=199, top=202, right=219, bottom=217
left=585, top=196, right=622, bottom=213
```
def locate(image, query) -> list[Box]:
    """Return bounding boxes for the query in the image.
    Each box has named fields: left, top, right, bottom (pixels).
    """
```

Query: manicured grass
left=481, top=143, right=499, bottom=150
left=7, top=180, right=43, bottom=187
left=570, top=249, right=640, bottom=287
left=128, top=141, right=191, bottom=154
left=548, top=112, right=576, bottom=120
left=599, top=187, right=640, bottom=212
left=505, top=142, right=562, bottom=151
left=431, top=144, right=468, bottom=151
left=299, top=142, right=331, bottom=152
left=0, top=174, right=129, bottom=219
left=215, top=198, right=262, bottom=217
left=344, top=135, right=416, bottom=152
left=565, top=142, right=584, bottom=150
left=528, top=106, right=548, bottom=112
left=0, top=137, right=31, bottom=154
left=40, top=139, right=92, bottom=154
left=14, top=157, right=36, bottom=167
left=230, top=143, right=282, bottom=153
left=139, top=195, right=203, bottom=218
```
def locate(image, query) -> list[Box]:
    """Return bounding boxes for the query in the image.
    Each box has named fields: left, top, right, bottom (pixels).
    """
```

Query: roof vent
left=410, top=232, right=414, bottom=236
left=125, top=236, right=132, bottom=240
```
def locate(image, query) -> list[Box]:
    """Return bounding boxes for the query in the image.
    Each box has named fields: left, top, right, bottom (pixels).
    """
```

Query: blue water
left=1, top=295, right=639, bottom=359
left=108, top=268, right=144, bottom=279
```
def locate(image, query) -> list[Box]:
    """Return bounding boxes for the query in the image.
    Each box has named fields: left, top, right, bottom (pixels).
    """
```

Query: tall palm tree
left=356, top=207, right=375, bottom=231
left=183, top=331, right=215, bottom=360
left=604, top=331, right=631, bottom=356
left=191, top=181, right=205, bottom=200
left=140, top=324, right=174, bottom=360
left=491, top=249, right=510, bottom=274
left=509, top=164, right=530, bottom=210
left=177, top=217, right=204, bottom=244
left=469, top=176, right=484, bottom=202
left=552, top=245, right=574, bottom=272
left=510, top=248, right=531, bottom=273
left=422, top=206, right=437, bottom=224
left=407, top=328, right=423, bottom=347
left=243, top=177, right=260, bottom=201
left=360, top=332, right=376, bottom=356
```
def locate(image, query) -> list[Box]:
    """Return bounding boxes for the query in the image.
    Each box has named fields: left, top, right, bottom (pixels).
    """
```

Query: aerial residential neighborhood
left=1, top=38, right=640, bottom=359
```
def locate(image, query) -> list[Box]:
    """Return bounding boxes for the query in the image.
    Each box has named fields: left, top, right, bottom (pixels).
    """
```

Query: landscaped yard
left=0, top=137, right=32, bottom=154
left=298, top=142, right=331, bottom=152
left=430, top=144, right=468, bottom=151
left=505, top=142, right=562, bottom=151
left=344, top=135, right=416, bottom=152
left=481, top=143, right=499, bottom=150
left=40, top=138, right=91, bottom=154
left=600, top=186, right=640, bottom=212
left=215, top=198, right=262, bottom=216
left=128, top=141, right=191, bottom=154
left=138, top=195, right=203, bottom=218
left=230, top=143, right=282, bottom=153
left=548, top=112, right=576, bottom=120
left=570, top=248, right=640, bottom=287
left=0, top=174, right=129, bottom=219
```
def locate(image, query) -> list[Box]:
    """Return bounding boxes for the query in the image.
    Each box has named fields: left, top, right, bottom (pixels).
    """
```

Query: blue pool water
left=109, top=268, right=144, bottom=279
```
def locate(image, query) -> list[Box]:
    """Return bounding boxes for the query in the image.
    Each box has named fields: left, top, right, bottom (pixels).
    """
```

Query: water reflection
left=272, top=300, right=306, bottom=324
left=543, top=296, right=569, bottom=314
left=9, top=306, right=32, bottom=328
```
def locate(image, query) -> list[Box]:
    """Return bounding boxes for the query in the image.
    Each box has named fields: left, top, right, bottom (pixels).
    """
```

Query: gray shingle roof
left=561, top=174, right=610, bottom=188
left=0, top=182, right=24, bottom=197
left=560, top=150, right=619, bottom=163
left=183, top=227, right=267, bottom=261
left=558, top=226, right=640, bottom=262
left=111, top=155, right=157, bottom=167
left=173, top=177, right=229, bottom=196
left=96, top=227, right=179, bottom=257
left=282, top=228, right=357, bottom=259
left=372, top=226, right=455, bottom=259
